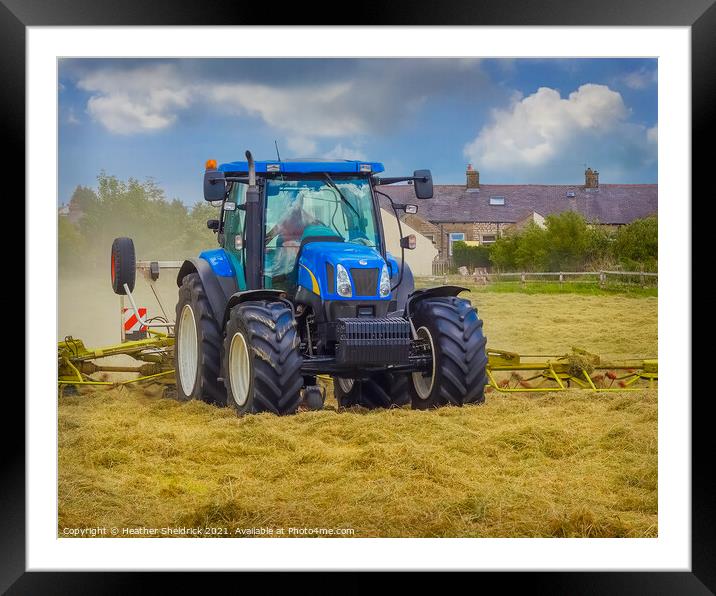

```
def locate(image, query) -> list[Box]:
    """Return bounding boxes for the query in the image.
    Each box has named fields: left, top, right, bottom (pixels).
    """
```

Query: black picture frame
left=9, top=0, right=704, bottom=591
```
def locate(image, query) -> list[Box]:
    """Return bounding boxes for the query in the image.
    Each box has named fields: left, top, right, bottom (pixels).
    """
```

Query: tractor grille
left=335, top=317, right=411, bottom=365
left=326, top=263, right=335, bottom=294
left=350, top=267, right=379, bottom=296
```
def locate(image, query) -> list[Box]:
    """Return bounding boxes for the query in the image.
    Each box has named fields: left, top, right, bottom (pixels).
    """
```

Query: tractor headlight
left=379, top=265, right=391, bottom=297
left=336, top=264, right=353, bottom=297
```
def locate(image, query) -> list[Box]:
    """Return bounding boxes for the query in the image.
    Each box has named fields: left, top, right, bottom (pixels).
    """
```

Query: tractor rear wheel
left=334, top=372, right=410, bottom=409
left=222, top=300, right=303, bottom=415
left=408, top=296, right=488, bottom=409
left=175, top=273, right=226, bottom=405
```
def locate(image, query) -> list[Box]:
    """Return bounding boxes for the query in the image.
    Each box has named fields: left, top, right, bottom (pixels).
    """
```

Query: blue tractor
left=173, top=151, right=487, bottom=414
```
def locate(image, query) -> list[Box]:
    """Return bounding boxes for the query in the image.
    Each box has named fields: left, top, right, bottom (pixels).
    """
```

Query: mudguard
left=176, top=258, right=236, bottom=322
left=391, top=260, right=415, bottom=313
left=223, top=289, right=292, bottom=325
left=404, top=285, right=470, bottom=319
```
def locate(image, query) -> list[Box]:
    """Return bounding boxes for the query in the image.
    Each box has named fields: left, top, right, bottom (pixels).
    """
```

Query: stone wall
left=403, top=214, right=505, bottom=260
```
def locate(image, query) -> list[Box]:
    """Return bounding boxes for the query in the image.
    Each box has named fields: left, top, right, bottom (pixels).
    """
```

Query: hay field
left=59, top=278, right=657, bottom=538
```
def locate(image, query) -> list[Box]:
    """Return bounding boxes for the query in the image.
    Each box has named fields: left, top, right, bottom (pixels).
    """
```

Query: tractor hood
left=297, top=242, right=389, bottom=300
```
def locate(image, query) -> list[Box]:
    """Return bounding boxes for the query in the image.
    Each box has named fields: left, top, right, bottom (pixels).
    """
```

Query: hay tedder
left=58, top=152, right=657, bottom=412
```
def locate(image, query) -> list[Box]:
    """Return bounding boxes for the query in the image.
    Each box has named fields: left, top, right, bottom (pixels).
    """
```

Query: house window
left=481, top=234, right=497, bottom=244
left=448, top=232, right=465, bottom=256
left=489, top=196, right=505, bottom=206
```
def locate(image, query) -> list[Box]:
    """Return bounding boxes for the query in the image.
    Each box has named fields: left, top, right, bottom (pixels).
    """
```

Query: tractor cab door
left=222, top=183, right=248, bottom=290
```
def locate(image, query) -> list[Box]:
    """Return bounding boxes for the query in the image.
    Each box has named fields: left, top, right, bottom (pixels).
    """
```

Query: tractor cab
left=203, top=156, right=429, bottom=320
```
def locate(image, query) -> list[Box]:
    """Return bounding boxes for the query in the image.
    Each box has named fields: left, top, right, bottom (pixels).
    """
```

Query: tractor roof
left=218, top=158, right=385, bottom=175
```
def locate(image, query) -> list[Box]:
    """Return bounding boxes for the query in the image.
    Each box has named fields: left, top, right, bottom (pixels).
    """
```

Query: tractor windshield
left=264, top=176, right=379, bottom=290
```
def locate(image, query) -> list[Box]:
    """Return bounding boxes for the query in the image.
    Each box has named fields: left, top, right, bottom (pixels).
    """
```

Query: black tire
left=222, top=300, right=303, bottom=415
left=110, top=237, right=136, bottom=295
left=408, top=296, right=488, bottom=409
left=303, top=386, right=325, bottom=411
left=175, top=273, right=226, bottom=405
left=333, top=372, right=411, bottom=409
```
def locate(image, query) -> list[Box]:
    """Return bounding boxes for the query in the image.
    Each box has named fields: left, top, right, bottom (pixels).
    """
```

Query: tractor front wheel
left=334, top=372, right=410, bottom=409
left=408, top=296, right=488, bottom=409
left=175, top=273, right=226, bottom=405
left=222, top=300, right=303, bottom=415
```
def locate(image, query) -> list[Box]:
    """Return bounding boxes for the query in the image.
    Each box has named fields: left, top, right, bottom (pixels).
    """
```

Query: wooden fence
left=422, top=269, right=658, bottom=288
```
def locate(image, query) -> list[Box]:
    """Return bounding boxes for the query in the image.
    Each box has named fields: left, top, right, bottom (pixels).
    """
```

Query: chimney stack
left=466, top=164, right=480, bottom=189
left=584, top=167, right=599, bottom=189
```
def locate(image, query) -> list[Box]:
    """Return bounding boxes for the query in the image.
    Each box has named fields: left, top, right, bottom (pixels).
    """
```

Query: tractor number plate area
left=335, top=317, right=411, bottom=366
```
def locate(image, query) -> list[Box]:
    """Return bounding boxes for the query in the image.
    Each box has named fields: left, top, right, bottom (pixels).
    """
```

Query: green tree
left=544, top=211, right=590, bottom=270
left=58, top=215, right=87, bottom=272
left=613, top=216, right=658, bottom=270
left=68, top=185, right=98, bottom=213
left=60, top=173, right=225, bottom=273
left=514, top=223, right=549, bottom=271
left=489, top=235, right=518, bottom=271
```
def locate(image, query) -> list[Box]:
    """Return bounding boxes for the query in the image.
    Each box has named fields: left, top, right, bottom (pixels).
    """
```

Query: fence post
left=521, top=272, right=526, bottom=288
left=599, top=271, right=606, bottom=288
left=559, top=272, right=564, bottom=287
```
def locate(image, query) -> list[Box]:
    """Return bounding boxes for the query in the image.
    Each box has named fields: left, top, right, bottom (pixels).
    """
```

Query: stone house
left=378, top=166, right=658, bottom=263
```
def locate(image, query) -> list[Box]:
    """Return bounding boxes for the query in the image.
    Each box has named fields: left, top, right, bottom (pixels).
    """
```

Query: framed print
left=8, top=0, right=707, bottom=590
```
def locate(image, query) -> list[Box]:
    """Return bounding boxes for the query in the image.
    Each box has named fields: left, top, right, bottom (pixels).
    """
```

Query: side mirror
left=400, top=234, right=416, bottom=250
left=413, top=169, right=433, bottom=200
left=404, top=204, right=418, bottom=214
left=207, top=219, right=220, bottom=231
left=204, top=169, right=226, bottom=202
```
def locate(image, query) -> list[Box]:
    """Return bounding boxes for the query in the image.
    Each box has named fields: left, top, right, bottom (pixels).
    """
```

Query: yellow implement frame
left=58, top=335, right=656, bottom=394
left=486, top=348, right=657, bottom=393
left=58, top=333, right=175, bottom=388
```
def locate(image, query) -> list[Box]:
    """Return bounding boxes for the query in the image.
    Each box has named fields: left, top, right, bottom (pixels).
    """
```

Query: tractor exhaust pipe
left=246, top=149, right=256, bottom=186
left=244, top=150, right=262, bottom=289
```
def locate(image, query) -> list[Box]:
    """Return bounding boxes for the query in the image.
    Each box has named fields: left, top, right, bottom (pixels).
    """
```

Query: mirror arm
left=374, top=176, right=427, bottom=185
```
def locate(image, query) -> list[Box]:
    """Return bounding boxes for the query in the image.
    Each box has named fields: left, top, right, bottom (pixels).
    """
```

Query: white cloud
left=647, top=124, right=658, bottom=144
left=65, top=107, right=80, bottom=125
left=78, top=64, right=191, bottom=134
left=321, top=144, right=367, bottom=160
left=285, top=137, right=318, bottom=155
left=70, top=59, right=497, bottom=139
left=464, top=84, right=634, bottom=172
left=621, top=67, right=657, bottom=90
left=207, top=82, right=362, bottom=137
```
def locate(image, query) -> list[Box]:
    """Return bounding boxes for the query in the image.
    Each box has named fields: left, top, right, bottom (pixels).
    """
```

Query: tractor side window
left=225, top=183, right=246, bottom=251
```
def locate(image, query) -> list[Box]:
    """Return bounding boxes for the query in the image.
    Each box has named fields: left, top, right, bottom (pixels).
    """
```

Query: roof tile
left=377, top=184, right=658, bottom=225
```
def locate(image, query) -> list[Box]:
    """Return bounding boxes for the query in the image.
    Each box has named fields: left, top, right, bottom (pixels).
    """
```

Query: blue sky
left=59, top=58, right=657, bottom=206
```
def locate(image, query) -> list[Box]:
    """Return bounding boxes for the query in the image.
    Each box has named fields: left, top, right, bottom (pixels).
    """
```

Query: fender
left=177, top=258, right=235, bottom=322
left=391, top=260, right=415, bottom=313
left=404, top=285, right=469, bottom=319
left=223, top=289, right=292, bottom=325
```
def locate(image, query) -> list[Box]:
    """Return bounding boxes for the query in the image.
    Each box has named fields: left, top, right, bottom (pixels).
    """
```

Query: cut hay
left=59, top=276, right=657, bottom=538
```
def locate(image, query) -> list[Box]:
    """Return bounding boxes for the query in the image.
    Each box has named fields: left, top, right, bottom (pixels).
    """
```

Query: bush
left=613, top=216, right=657, bottom=271
left=452, top=241, right=491, bottom=271
left=488, top=212, right=657, bottom=273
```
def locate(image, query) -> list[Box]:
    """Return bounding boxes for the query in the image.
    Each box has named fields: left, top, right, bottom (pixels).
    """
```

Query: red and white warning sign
left=123, top=307, right=148, bottom=340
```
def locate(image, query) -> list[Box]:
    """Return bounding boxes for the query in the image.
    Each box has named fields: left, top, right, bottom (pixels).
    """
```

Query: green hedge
left=452, top=241, right=491, bottom=271
left=488, top=212, right=657, bottom=273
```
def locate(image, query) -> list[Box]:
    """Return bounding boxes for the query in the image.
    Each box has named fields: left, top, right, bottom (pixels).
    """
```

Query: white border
left=28, top=26, right=691, bottom=571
